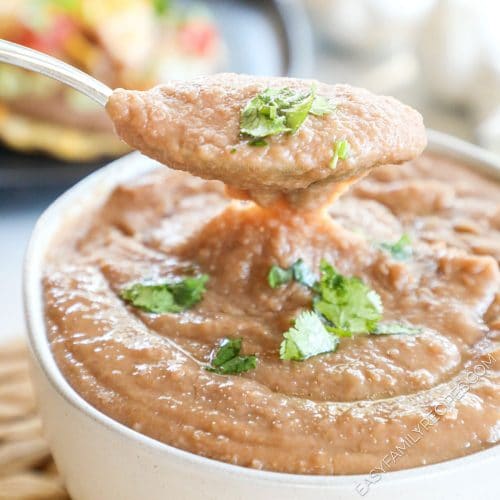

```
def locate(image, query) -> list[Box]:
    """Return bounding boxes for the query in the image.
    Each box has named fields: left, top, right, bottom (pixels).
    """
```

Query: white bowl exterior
left=28, top=355, right=500, bottom=500
left=25, top=134, right=500, bottom=500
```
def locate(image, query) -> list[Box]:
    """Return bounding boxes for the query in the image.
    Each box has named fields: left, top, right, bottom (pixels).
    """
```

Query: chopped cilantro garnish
left=310, top=95, right=336, bottom=116
left=314, top=260, right=383, bottom=334
left=248, top=138, right=268, bottom=147
left=206, top=338, right=257, bottom=375
left=240, top=86, right=334, bottom=142
left=284, top=88, right=316, bottom=133
left=275, top=258, right=421, bottom=360
left=230, top=147, right=237, bottom=154
left=280, top=311, right=339, bottom=361
left=380, top=234, right=412, bottom=260
left=268, top=259, right=316, bottom=289
left=373, top=322, right=421, bottom=335
left=330, top=139, right=350, bottom=169
left=240, top=88, right=291, bottom=139
left=325, top=325, right=353, bottom=338
left=291, top=259, right=316, bottom=287
left=120, top=274, right=208, bottom=313
left=268, top=265, right=293, bottom=288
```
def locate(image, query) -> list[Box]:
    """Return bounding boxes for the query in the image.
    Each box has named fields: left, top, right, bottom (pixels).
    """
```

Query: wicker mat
left=0, top=340, right=69, bottom=499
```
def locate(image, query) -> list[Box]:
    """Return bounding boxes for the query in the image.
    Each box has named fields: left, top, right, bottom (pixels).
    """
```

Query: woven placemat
left=0, top=340, right=69, bottom=499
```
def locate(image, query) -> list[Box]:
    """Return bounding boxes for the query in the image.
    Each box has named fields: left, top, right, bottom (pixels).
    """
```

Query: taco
left=0, top=0, right=225, bottom=161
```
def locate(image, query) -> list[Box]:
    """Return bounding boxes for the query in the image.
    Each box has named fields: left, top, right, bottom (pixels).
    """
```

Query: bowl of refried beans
left=24, top=75, right=500, bottom=500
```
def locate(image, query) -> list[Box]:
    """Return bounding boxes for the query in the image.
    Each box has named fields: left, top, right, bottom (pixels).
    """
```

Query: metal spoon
left=0, top=38, right=427, bottom=210
left=0, top=39, right=111, bottom=106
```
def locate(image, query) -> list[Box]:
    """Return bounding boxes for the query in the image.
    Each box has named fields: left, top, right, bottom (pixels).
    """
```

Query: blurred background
left=1, top=0, right=500, bottom=343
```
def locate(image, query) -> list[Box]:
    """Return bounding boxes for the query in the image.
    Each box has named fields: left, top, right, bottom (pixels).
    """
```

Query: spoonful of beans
left=0, top=39, right=426, bottom=210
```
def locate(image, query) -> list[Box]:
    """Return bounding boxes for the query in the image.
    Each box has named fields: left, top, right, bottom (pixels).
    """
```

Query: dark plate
left=0, top=0, right=313, bottom=190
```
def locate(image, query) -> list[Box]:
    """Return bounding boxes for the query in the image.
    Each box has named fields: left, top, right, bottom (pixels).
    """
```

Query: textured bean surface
left=44, top=153, right=500, bottom=475
left=106, top=74, right=426, bottom=207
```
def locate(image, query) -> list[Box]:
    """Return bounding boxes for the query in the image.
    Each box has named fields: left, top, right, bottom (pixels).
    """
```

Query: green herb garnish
left=284, top=88, right=316, bottom=133
left=240, top=86, right=334, bottom=141
left=268, top=265, right=293, bottom=288
left=276, top=259, right=422, bottom=360
left=373, top=322, right=421, bottom=335
left=268, top=259, right=316, bottom=288
left=291, top=259, right=316, bottom=287
left=310, top=95, right=336, bottom=116
left=280, top=311, right=339, bottom=361
left=120, top=274, right=208, bottom=313
left=206, top=338, right=258, bottom=375
left=330, top=139, right=350, bottom=169
left=248, top=138, right=268, bottom=147
left=380, top=234, right=412, bottom=260
left=314, top=260, right=383, bottom=334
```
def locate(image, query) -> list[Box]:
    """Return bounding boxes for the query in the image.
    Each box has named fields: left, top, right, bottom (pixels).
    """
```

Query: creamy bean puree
left=106, top=74, right=426, bottom=208
left=44, top=76, right=499, bottom=475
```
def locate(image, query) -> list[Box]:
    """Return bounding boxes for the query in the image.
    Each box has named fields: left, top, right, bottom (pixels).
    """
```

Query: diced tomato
left=178, top=21, right=218, bottom=57
left=12, top=16, right=77, bottom=56
left=13, top=27, right=52, bottom=53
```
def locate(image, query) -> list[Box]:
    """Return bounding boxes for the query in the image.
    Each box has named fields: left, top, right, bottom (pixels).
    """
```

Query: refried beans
left=106, top=74, right=426, bottom=209
left=43, top=75, right=499, bottom=475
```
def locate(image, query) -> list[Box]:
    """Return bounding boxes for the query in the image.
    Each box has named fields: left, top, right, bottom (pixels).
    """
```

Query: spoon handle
left=0, top=39, right=112, bottom=106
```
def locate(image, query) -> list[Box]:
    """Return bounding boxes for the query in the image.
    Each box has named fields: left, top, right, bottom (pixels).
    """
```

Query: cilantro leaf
left=380, top=234, right=412, bottom=260
left=208, top=355, right=257, bottom=374
left=275, top=259, right=421, bottom=361
left=290, top=259, right=316, bottom=287
left=330, top=139, right=350, bottom=169
left=168, top=276, right=209, bottom=308
left=267, top=259, right=316, bottom=289
left=240, top=88, right=291, bottom=139
left=120, top=274, right=208, bottom=313
left=209, top=338, right=242, bottom=367
left=249, top=138, right=268, bottom=147
left=310, top=95, right=335, bottom=116
left=373, top=322, right=421, bottom=335
left=325, top=325, right=353, bottom=338
left=314, top=260, right=383, bottom=334
left=284, top=87, right=316, bottom=133
left=240, top=86, right=334, bottom=141
left=280, top=311, right=340, bottom=361
left=268, top=265, right=293, bottom=288
left=206, top=338, right=258, bottom=375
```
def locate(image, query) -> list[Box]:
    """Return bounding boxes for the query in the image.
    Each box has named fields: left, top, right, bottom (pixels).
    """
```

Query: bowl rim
left=23, top=129, right=500, bottom=488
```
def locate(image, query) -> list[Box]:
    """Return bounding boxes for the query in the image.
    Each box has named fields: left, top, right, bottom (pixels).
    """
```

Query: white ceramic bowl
left=24, top=131, right=500, bottom=500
